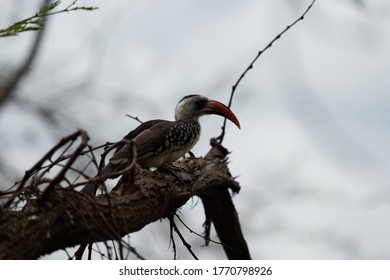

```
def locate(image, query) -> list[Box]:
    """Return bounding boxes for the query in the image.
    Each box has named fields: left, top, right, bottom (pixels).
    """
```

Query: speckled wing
left=109, top=119, right=170, bottom=167
left=110, top=119, right=200, bottom=168
left=81, top=120, right=168, bottom=194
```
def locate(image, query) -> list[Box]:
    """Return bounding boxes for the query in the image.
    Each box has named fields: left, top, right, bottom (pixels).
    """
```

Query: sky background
left=1, top=0, right=390, bottom=259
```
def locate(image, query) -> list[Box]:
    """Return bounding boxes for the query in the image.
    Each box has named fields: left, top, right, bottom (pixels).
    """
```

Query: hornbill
left=82, top=94, right=240, bottom=194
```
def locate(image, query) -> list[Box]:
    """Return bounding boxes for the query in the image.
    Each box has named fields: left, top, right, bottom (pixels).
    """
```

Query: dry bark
left=0, top=141, right=250, bottom=260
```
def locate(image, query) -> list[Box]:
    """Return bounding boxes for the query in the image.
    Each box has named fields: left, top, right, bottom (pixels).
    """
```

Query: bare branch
left=125, top=114, right=144, bottom=124
left=0, top=133, right=240, bottom=259
left=217, top=0, right=316, bottom=143
left=1, top=129, right=90, bottom=209
left=175, top=214, right=224, bottom=246
left=169, top=215, right=199, bottom=260
left=200, top=138, right=250, bottom=259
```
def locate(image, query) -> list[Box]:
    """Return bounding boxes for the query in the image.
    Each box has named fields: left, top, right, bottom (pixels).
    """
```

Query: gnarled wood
left=0, top=143, right=244, bottom=259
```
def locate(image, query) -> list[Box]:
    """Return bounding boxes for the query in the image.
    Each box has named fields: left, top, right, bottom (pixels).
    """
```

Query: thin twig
left=120, top=236, right=146, bottom=260
left=217, top=0, right=316, bottom=143
left=2, top=129, right=88, bottom=209
left=125, top=114, right=143, bottom=124
left=169, top=216, right=199, bottom=260
left=174, top=214, right=224, bottom=246
left=120, top=140, right=137, bottom=193
left=87, top=139, right=137, bottom=190
left=169, top=217, right=177, bottom=260
left=0, top=0, right=98, bottom=38
left=37, top=130, right=89, bottom=205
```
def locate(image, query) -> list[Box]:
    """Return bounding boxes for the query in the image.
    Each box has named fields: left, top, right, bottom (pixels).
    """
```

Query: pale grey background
left=1, top=0, right=389, bottom=259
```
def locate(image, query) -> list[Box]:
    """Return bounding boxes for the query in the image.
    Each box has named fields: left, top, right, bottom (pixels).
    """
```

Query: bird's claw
left=158, top=164, right=188, bottom=184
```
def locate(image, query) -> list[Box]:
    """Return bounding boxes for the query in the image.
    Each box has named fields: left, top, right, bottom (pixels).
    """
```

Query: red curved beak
left=205, top=100, right=241, bottom=129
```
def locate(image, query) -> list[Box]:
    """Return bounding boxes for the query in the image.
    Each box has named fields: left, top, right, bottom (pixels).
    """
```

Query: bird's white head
left=175, top=94, right=240, bottom=128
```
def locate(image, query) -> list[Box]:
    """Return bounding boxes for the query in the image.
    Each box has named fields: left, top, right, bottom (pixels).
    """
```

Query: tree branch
left=200, top=139, right=251, bottom=259
left=217, top=0, right=316, bottom=143
left=0, top=142, right=240, bottom=259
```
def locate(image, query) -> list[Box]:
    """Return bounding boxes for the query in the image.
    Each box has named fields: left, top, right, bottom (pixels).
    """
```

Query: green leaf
left=0, top=0, right=98, bottom=38
left=39, top=0, right=61, bottom=14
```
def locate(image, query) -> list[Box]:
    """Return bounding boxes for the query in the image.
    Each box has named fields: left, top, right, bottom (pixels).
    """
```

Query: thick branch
left=0, top=148, right=239, bottom=259
left=200, top=139, right=251, bottom=259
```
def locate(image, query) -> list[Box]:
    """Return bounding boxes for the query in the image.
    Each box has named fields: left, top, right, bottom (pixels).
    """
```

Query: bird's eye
left=195, top=99, right=207, bottom=109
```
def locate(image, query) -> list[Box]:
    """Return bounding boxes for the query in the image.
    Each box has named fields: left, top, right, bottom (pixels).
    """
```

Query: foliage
left=0, top=0, right=98, bottom=38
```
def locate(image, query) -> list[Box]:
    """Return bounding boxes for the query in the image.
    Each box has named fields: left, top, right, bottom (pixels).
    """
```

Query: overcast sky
left=1, top=0, right=390, bottom=259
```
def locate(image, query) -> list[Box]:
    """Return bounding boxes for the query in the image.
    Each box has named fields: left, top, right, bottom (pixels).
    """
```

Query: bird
left=82, top=94, right=240, bottom=194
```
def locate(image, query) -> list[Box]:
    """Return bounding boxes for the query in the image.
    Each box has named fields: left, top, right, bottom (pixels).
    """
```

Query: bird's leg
left=157, top=163, right=186, bottom=184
